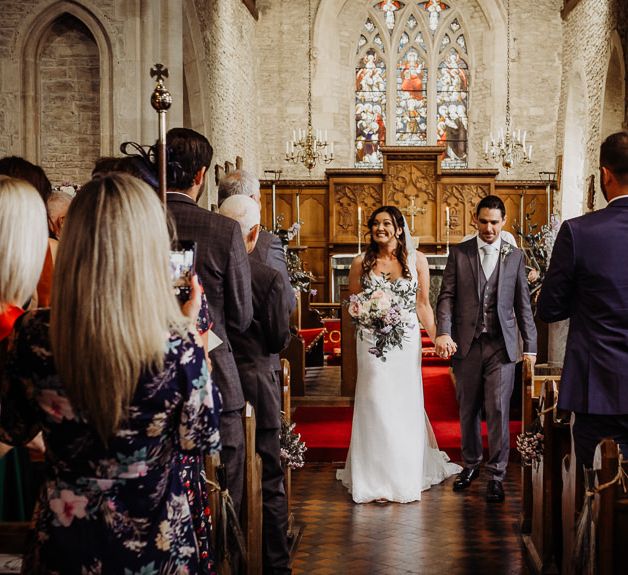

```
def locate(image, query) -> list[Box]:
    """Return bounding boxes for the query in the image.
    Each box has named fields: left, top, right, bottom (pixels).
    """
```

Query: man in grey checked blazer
left=166, top=128, right=253, bottom=514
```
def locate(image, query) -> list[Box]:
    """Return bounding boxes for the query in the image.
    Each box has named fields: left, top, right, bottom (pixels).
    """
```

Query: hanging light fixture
left=484, top=0, right=532, bottom=173
left=285, top=0, right=334, bottom=173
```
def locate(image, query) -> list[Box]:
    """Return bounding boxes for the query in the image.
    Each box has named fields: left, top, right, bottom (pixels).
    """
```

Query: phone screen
left=170, top=240, right=196, bottom=303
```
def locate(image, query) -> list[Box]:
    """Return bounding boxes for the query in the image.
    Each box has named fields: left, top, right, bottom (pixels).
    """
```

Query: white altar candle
left=445, top=206, right=450, bottom=228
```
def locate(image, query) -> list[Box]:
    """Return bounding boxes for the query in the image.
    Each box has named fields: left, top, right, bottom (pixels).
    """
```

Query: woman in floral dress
left=0, top=173, right=221, bottom=574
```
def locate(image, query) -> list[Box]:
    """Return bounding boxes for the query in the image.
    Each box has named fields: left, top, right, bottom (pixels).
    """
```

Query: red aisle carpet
left=293, top=334, right=521, bottom=462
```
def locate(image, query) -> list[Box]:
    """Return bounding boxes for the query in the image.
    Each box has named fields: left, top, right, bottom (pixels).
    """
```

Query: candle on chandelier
left=286, top=141, right=289, bottom=155
left=330, top=141, right=334, bottom=155
left=528, top=145, right=533, bottom=160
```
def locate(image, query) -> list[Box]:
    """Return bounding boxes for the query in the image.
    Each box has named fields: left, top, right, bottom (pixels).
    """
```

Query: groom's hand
left=435, top=334, right=457, bottom=358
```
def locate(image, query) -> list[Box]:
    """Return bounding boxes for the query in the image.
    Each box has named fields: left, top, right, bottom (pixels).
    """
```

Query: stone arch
left=19, top=1, right=114, bottom=163
left=600, top=30, right=625, bottom=139
left=560, top=65, right=588, bottom=221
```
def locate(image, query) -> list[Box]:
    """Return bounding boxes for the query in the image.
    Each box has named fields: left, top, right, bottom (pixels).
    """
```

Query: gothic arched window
left=354, top=0, right=470, bottom=169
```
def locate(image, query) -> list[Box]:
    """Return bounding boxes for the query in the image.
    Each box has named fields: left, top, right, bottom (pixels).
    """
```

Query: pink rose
left=49, top=489, right=88, bottom=527
left=38, top=390, right=75, bottom=423
left=348, top=300, right=363, bottom=318
left=119, top=461, right=149, bottom=479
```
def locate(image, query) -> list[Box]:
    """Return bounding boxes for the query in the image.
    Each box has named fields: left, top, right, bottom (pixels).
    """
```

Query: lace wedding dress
left=337, top=267, right=461, bottom=503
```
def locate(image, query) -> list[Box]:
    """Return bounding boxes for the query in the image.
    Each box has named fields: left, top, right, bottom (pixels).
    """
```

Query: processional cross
left=402, top=196, right=426, bottom=233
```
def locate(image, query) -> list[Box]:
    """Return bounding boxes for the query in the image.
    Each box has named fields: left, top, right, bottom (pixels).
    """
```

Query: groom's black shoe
left=486, top=480, right=505, bottom=502
left=452, top=467, right=479, bottom=491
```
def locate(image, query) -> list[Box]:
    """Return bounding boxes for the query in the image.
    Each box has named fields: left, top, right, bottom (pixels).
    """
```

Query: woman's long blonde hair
left=50, top=173, right=187, bottom=443
left=0, top=175, right=48, bottom=312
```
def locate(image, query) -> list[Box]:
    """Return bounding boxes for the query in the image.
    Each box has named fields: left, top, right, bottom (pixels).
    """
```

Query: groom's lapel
left=497, top=246, right=512, bottom=300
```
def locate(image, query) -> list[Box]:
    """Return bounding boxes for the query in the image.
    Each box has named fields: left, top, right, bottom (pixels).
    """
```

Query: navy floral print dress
left=0, top=310, right=221, bottom=575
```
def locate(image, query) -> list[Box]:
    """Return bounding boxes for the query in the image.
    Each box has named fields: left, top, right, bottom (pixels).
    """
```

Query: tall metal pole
left=150, top=64, right=173, bottom=204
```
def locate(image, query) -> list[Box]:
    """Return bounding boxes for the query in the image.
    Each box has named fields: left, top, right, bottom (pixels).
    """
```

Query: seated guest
left=0, top=173, right=221, bottom=573
left=0, top=157, right=53, bottom=310
left=220, top=195, right=292, bottom=575
left=0, top=175, right=48, bottom=460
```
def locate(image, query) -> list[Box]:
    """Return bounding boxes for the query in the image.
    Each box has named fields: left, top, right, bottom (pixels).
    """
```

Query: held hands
left=434, top=334, right=458, bottom=359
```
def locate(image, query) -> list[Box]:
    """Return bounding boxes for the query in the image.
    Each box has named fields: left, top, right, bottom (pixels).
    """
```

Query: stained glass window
left=396, top=47, right=428, bottom=144
left=436, top=48, right=469, bottom=168
left=355, top=45, right=387, bottom=167
left=355, top=1, right=470, bottom=168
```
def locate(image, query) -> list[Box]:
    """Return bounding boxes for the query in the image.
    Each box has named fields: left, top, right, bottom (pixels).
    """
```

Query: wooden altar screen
left=261, top=146, right=552, bottom=304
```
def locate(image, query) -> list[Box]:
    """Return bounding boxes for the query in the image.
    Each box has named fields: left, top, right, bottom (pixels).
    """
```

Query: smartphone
left=169, top=240, right=196, bottom=304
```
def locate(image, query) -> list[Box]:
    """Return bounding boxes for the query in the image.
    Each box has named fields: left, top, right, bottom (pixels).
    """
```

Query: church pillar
left=140, top=0, right=184, bottom=143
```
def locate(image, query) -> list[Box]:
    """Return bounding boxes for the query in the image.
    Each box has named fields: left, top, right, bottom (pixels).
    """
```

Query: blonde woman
left=0, top=173, right=221, bottom=573
left=0, top=175, right=48, bottom=334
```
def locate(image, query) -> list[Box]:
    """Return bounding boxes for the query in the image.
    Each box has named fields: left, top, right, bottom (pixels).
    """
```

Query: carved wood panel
left=440, top=183, right=491, bottom=241
left=330, top=181, right=382, bottom=244
left=385, top=162, right=437, bottom=241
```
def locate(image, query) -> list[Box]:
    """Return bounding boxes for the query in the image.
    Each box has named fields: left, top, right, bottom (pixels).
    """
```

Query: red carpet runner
left=293, top=332, right=521, bottom=462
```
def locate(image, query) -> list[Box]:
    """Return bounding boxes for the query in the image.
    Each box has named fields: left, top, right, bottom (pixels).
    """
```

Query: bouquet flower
left=346, top=274, right=416, bottom=361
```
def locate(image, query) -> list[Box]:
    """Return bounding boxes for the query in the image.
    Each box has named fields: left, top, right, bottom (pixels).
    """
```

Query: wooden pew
left=594, top=438, right=628, bottom=575
left=339, top=285, right=357, bottom=398
left=242, top=402, right=263, bottom=575
left=280, top=359, right=294, bottom=537
left=522, top=378, right=571, bottom=574
left=280, top=335, right=305, bottom=396
left=520, top=363, right=563, bottom=534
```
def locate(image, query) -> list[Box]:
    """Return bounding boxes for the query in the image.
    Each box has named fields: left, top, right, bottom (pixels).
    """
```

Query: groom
left=435, top=195, right=537, bottom=502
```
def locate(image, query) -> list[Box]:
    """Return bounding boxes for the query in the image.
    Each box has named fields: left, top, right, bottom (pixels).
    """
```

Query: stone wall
left=556, top=0, right=627, bottom=216
left=255, top=0, right=563, bottom=181
left=39, top=14, right=100, bottom=185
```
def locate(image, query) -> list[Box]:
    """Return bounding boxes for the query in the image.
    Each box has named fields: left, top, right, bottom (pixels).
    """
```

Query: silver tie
left=481, top=244, right=498, bottom=279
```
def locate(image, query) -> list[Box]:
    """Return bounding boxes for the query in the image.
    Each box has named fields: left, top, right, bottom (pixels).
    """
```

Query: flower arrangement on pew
left=279, top=413, right=307, bottom=469
left=515, top=211, right=560, bottom=314
left=346, top=273, right=415, bottom=361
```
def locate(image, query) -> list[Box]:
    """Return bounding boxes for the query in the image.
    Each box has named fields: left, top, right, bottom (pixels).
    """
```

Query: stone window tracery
left=354, top=0, right=470, bottom=168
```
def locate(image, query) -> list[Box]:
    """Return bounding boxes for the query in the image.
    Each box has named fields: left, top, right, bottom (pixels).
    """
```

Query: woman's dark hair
left=361, top=205, right=411, bottom=284
left=0, top=156, right=52, bottom=203
left=93, top=153, right=159, bottom=192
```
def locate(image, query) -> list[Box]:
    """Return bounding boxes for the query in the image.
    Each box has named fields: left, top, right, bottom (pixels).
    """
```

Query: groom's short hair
left=476, top=195, right=506, bottom=219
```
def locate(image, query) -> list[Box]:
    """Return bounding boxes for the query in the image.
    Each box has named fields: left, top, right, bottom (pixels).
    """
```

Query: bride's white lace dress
left=337, top=270, right=461, bottom=503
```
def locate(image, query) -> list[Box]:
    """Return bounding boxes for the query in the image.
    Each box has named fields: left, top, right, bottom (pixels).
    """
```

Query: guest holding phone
left=0, top=173, right=221, bottom=573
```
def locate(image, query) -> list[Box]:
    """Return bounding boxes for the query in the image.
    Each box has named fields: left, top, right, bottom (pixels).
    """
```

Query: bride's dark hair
left=361, top=205, right=411, bottom=285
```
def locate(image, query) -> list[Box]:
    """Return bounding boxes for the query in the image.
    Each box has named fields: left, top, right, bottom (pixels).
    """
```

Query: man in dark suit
left=220, top=194, right=292, bottom=575
left=165, top=128, right=253, bottom=513
left=538, top=130, right=628, bottom=468
left=218, top=169, right=296, bottom=312
left=436, top=195, right=537, bottom=502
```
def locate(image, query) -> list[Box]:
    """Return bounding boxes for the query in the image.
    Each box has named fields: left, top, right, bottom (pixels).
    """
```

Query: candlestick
left=445, top=206, right=450, bottom=228
left=357, top=205, right=362, bottom=255
left=271, top=181, right=277, bottom=231
left=296, top=190, right=301, bottom=246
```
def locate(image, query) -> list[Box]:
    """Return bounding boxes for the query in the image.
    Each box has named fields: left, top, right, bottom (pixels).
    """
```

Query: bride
left=337, top=205, right=460, bottom=503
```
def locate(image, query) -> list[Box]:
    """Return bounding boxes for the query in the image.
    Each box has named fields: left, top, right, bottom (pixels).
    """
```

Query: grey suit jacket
left=167, top=192, right=253, bottom=411
left=437, top=238, right=537, bottom=362
left=229, top=257, right=291, bottom=428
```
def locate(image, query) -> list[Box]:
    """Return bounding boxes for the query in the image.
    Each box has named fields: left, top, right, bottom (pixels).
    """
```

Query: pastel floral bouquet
left=346, top=274, right=416, bottom=361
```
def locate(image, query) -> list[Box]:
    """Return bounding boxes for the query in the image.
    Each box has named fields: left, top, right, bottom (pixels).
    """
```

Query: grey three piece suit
left=437, top=237, right=536, bottom=480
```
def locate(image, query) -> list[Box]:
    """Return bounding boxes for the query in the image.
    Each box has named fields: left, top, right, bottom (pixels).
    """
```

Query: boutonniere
left=500, top=242, right=514, bottom=262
